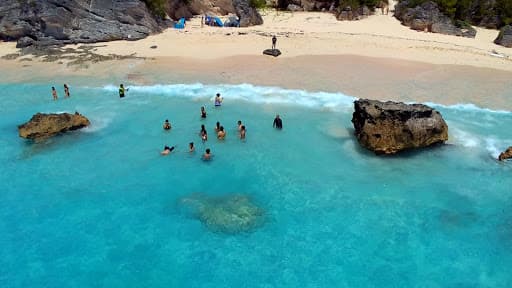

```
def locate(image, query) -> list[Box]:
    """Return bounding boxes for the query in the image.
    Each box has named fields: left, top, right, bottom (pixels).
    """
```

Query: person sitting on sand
left=217, top=126, right=226, bottom=140
left=161, top=145, right=175, bottom=155
left=215, top=93, right=223, bottom=107
left=273, top=114, right=283, bottom=129
left=240, top=125, right=246, bottom=140
left=200, top=106, right=207, bottom=118
left=189, top=142, right=195, bottom=152
left=203, top=148, right=212, bottom=161
left=200, top=124, right=208, bottom=142
left=52, top=87, right=58, bottom=100
left=64, top=84, right=70, bottom=98
left=214, top=121, right=221, bottom=133
left=163, top=119, right=171, bottom=130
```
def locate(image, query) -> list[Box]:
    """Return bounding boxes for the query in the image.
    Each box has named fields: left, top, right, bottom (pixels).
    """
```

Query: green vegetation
left=250, top=0, right=267, bottom=9
left=142, top=0, right=167, bottom=18
left=401, top=0, right=512, bottom=27
left=339, top=0, right=382, bottom=10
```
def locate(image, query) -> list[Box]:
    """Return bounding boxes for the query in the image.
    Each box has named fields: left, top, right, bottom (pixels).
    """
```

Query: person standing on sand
left=64, top=84, right=70, bottom=98
left=273, top=114, right=283, bottom=129
left=272, top=35, right=277, bottom=50
left=51, top=87, right=58, bottom=100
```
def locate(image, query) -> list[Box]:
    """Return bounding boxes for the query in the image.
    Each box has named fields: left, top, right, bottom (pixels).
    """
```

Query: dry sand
left=1, top=9, right=511, bottom=109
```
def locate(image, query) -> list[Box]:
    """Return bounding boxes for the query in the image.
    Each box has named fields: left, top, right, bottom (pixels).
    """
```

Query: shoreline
left=1, top=11, right=511, bottom=110
left=2, top=54, right=511, bottom=111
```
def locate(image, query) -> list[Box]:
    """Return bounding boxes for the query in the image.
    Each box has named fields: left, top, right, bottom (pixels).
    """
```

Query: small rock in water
left=179, top=192, right=265, bottom=234
left=498, top=146, right=512, bottom=161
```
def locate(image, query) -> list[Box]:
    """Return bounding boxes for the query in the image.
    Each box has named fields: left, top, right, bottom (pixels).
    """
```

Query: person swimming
left=200, top=125, right=208, bottom=142
left=189, top=142, right=195, bottom=152
left=200, top=106, right=207, bottom=118
left=161, top=145, right=175, bottom=155
left=214, top=93, right=223, bottom=107
left=203, top=148, right=212, bottom=160
left=240, top=125, right=246, bottom=140
left=163, top=119, right=171, bottom=130
left=217, top=126, right=226, bottom=140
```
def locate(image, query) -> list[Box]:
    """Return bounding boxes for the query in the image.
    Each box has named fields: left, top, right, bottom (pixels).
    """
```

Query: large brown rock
left=498, top=147, right=512, bottom=161
left=18, top=112, right=90, bottom=140
left=351, top=99, right=448, bottom=154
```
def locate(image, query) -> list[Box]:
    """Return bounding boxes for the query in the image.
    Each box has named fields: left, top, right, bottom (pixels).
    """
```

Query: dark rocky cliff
left=0, top=0, right=162, bottom=47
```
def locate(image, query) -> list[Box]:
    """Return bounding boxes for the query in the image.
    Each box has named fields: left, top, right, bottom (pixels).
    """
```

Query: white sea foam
left=449, top=127, right=480, bottom=148
left=423, top=102, right=511, bottom=114
left=101, top=83, right=512, bottom=115
left=485, top=138, right=503, bottom=159
left=102, top=83, right=357, bottom=111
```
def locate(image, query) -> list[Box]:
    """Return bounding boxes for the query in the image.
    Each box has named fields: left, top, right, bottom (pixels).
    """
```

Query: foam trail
left=101, top=83, right=512, bottom=114
left=101, top=83, right=357, bottom=111
left=423, top=102, right=511, bottom=114
left=449, top=127, right=480, bottom=148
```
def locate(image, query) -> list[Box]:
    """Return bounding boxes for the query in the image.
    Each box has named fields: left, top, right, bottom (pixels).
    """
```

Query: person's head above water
left=206, top=148, right=211, bottom=154
left=237, top=120, right=242, bottom=125
left=52, top=87, right=55, bottom=90
left=216, top=93, right=220, bottom=97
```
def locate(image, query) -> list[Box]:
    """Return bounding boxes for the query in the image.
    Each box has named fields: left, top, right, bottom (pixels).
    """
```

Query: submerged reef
left=179, top=193, right=265, bottom=234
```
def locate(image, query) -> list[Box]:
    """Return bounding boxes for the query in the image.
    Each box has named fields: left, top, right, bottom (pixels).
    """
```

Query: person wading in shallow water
left=273, top=114, right=283, bottom=129
left=119, top=84, right=127, bottom=98
left=64, top=84, right=70, bottom=98
left=272, top=35, right=277, bottom=50
left=51, top=87, right=58, bottom=100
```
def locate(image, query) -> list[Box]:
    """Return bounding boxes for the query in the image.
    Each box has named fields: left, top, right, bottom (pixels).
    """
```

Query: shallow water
left=1, top=83, right=512, bottom=287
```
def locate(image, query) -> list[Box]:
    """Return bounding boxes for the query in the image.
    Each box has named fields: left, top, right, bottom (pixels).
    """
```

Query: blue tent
left=214, top=17, right=223, bottom=27
left=174, top=18, right=185, bottom=29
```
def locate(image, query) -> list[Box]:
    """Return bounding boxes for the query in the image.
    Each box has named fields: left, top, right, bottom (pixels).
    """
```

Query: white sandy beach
left=1, top=8, right=511, bottom=109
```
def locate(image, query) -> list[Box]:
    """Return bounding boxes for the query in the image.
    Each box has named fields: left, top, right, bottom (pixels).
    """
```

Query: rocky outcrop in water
left=0, top=0, right=161, bottom=47
left=498, top=147, right=512, bottom=161
left=18, top=112, right=90, bottom=140
left=495, top=25, right=512, bottom=48
left=394, top=1, right=477, bottom=38
left=351, top=99, right=448, bottom=154
left=233, top=0, right=264, bottom=27
left=179, top=193, right=265, bottom=234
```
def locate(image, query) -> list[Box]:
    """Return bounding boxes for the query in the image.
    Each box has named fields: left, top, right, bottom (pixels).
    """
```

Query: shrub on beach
left=143, top=0, right=167, bottom=17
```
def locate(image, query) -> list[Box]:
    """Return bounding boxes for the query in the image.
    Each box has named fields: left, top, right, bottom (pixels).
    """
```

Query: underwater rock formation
left=351, top=99, right=448, bottom=154
left=18, top=112, right=90, bottom=140
left=179, top=193, right=265, bottom=234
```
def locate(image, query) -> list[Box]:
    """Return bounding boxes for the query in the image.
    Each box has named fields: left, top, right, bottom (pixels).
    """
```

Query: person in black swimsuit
left=161, top=145, right=175, bottom=155
left=200, top=106, right=207, bottom=118
left=273, top=114, right=283, bottom=129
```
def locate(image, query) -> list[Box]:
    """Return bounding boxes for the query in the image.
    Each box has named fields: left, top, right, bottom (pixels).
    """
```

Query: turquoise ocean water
left=1, top=82, right=512, bottom=287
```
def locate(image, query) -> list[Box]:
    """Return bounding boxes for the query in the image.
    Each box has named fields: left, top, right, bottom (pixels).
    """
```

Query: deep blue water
left=1, top=83, right=512, bottom=287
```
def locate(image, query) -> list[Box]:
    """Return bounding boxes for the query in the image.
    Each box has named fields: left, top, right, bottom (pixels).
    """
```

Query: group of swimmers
left=51, top=84, right=70, bottom=100
left=161, top=93, right=227, bottom=160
